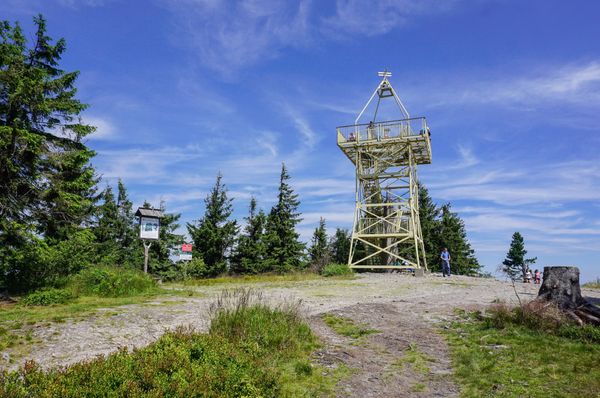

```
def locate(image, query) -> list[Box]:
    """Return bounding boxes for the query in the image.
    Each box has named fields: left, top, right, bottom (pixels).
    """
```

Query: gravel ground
left=2, top=273, right=599, bottom=397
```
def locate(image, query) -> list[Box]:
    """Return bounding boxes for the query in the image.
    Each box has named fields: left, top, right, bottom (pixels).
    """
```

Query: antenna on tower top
left=355, top=69, right=409, bottom=124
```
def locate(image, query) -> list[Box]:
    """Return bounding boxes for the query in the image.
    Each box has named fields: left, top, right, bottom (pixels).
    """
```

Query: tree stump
left=537, top=266, right=600, bottom=325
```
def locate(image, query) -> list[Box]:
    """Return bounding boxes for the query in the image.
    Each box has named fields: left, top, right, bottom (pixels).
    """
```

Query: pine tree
left=115, top=180, right=137, bottom=265
left=92, top=180, right=138, bottom=267
left=0, top=16, right=98, bottom=290
left=93, top=185, right=120, bottom=263
left=418, top=184, right=442, bottom=271
left=308, top=218, right=329, bottom=272
left=329, top=228, right=351, bottom=265
left=187, top=173, right=238, bottom=276
left=502, top=232, right=536, bottom=281
left=231, top=197, right=267, bottom=274
left=264, top=163, right=305, bottom=272
left=439, top=204, right=480, bottom=275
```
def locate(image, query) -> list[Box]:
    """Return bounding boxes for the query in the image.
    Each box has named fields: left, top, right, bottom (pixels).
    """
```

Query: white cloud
left=162, top=0, right=463, bottom=75
left=85, top=116, right=117, bottom=141
left=426, top=61, right=600, bottom=109
left=162, top=0, right=312, bottom=75
left=321, top=0, right=459, bottom=37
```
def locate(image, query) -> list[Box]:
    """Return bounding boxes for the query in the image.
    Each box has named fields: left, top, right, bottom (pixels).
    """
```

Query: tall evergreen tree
left=187, top=173, right=238, bottom=276
left=329, top=228, right=351, bottom=265
left=93, top=185, right=120, bottom=262
left=116, top=180, right=136, bottom=248
left=264, top=163, right=305, bottom=272
left=502, top=232, right=536, bottom=281
left=0, top=16, right=97, bottom=290
left=418, top=184, right=442, bottom=271
left=308, top=218, right=329, bottom=272
left=231, top=197, right=267, bottom=274
left=438, top=204, right=480, bottom=275
left=92, top=180, right=138, bottom=266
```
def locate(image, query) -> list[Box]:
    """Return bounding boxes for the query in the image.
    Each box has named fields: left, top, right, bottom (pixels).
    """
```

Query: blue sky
left=3, top=0, right=600, bottom=281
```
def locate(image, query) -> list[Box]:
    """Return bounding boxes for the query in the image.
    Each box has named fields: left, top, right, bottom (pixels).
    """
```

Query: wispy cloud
left=162, top=0, right=312, bottom=76
left=426, top=61, right=600, bottom=109
left=162, top=0, right=464, bottom=76
left=321, top=0, right=459, bottom=37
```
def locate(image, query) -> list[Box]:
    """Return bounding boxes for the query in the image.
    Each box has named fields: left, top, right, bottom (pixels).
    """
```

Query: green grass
left=396, top=343, right=434, bottom=375
left=181, top=272, right=354, bottom=287
left=322, top=314, right=380, bottom=339
left=582, top=278, right=600, bottom=289
left=0, top=289, right=190, bottom=326
left=0, top=288, right=348, bottom=398
left=445, top=310, right=600, bottom=397
left=321, top=263, right=354, bottom=277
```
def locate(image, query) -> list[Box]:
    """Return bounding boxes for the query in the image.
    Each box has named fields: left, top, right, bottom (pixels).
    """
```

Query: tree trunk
left=537, top=266, right=600, bottom=325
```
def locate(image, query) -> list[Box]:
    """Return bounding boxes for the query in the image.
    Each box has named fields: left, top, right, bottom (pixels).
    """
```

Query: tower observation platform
left=337, top=72, right=432, bottom=270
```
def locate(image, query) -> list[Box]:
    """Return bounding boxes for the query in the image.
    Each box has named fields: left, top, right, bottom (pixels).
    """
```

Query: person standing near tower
left=441, top=248, right=451, bottom=277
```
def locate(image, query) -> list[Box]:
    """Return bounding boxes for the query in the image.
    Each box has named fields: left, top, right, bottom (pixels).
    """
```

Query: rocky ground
left=2, top=273, right=599, bottom=397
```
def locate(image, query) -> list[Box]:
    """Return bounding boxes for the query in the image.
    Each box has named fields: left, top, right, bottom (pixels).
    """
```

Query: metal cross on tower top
left=355, top=70, right=410, bottom=125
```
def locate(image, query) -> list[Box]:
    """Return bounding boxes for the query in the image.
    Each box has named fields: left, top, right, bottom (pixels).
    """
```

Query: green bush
left=0, top=289, right=336, bottom=398
left=1, top=230, right=96, bottom=293
left=321, top=263, right=353, bottom=277
left=20, top=288, right=75, bottom=306
left=70, top=266, right=155, bottom=297
left=151, top=258, right=209, bottom=282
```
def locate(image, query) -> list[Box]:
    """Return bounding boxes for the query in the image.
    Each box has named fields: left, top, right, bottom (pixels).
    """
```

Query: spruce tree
left=187, top=173, right=238, bottom=276
left=329, top=228, right=351, bottom=264
left=231, top=197, right=267, bottom=274
left=418, top=184, right=442, bottom=271
left=93, top=185, right=120, bottom=263
left=93, top=180, right=138, bottom=267
left=115, top=180, right=137, bottom=265
left=502, top=232, right=536, bottom=281
left=308, top=218, right=329, bottom=272
left=264, top=163, right=305, bottom=272
left=0, top=16, right=97, bottom=290
left=439, top=204, right=480, bottom=275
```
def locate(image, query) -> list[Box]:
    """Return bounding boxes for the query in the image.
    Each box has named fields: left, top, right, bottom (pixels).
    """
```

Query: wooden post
left=143, top=240, right=152, bottom=274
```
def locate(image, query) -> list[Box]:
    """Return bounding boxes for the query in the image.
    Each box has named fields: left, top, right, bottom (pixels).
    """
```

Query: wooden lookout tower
left=337, top=71, right=432, bottom=270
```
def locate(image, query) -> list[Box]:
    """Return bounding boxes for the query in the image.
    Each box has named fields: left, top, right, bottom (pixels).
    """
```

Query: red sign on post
left=181, top=244, right=193, bottom=252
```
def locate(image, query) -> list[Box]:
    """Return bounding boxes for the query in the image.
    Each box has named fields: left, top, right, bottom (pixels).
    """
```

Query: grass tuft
left=321, top=263, right=354, bottom=277
left=322, top=313, right=380, bottom=339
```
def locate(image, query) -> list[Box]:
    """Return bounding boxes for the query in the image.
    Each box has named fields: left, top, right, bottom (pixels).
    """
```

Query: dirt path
left=3, top=273, right=598, bottom=397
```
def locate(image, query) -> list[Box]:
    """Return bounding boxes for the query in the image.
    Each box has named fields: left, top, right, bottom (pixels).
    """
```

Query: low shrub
left=321, top=263, right=353, bottom=277
left=70, top=266, right=155, bottom=297
left=0, top=288, right=339, bottom=398
left=20, top=288, right=75, bottom=306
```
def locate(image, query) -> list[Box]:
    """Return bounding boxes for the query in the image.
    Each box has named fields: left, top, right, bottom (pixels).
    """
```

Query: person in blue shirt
left=440, top=248, right=451, bottom=277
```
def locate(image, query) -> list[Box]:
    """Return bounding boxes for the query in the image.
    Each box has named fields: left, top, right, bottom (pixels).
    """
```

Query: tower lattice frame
left=337, top=73, right=432, bottom=270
